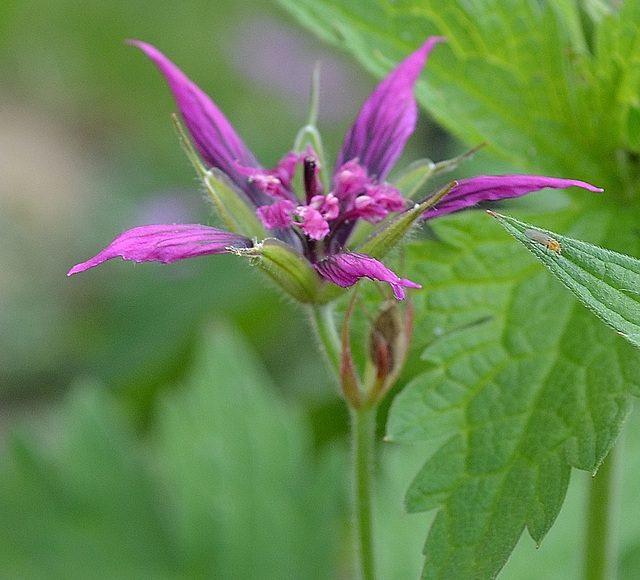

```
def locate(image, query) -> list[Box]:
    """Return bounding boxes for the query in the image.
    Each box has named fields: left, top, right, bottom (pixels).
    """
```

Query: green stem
left=310, top=303, right=377, bottom=579
left=309, top=304, right=341, bottom=375
left=583, top=443, right=621, bottom=580
left=352, top=405, right=377, bottom=580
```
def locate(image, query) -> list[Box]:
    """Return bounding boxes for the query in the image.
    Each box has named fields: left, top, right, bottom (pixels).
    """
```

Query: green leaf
left=276, top=0, right=640, bottom=190
left=489, top=211, right=640, bottom=349
left=0, top=386, right=177, bottom=579
left=386, top=212, right=640, bottom=579
left=0, top=327, right=341, bottom=579
left=154, top=324, right=341, bottom=579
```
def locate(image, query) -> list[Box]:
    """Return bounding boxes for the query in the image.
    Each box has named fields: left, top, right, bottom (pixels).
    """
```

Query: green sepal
left=393, top=143, right=485, bottom=199
left=339, top=291, right=363, bottom=408
left=202, top=169, right=268, bottom=239
left=294, top=124, right=326, bottom=170
left=231, top=238, right=329, bottom=304
left=357, top=181, right=457, bottom=260
left=172, top=113, right=208, bottom=177
left=172, top=114, right=267, bottom=239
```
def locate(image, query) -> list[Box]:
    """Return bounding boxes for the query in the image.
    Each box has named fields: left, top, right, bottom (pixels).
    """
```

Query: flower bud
left=366, top=299, right=413, bottom=405
left=369, top=301, right=402, bottom=379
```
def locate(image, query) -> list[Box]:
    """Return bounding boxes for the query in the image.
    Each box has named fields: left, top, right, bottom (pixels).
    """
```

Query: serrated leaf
left=489, top=211, right=640, bottom=349
left=386, top=212, right=640, bottom=579
left=276, top=1, right=640, bottom=577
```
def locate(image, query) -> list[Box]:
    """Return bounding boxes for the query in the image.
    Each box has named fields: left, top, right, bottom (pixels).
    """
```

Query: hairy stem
left=583, top=443, right=621, bottom=580
left=352, top=405, right=377, bottom=580
left=310, top=303, right=378, bottom=579
left=309, top=304, right=341, bottom=375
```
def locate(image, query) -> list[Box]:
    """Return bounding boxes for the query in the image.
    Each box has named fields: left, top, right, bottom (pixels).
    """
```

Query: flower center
left=248, top=152, right=409, bottom=247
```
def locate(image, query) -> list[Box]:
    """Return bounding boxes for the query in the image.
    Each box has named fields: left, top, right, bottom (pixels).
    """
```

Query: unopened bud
left=368, top=301, right=402, bottom=380
left=365, top=298, right=413, bottom=405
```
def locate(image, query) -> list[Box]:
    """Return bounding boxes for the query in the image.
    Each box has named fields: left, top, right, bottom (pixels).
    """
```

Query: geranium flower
left=68, top=38, right=602, bottom=301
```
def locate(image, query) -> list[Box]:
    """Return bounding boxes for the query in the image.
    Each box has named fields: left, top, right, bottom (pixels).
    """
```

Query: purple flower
left=68, top=38, right=603, bottom=302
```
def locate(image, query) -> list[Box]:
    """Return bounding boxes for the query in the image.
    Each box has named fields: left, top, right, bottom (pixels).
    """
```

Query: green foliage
left=276, top=0, right=640, bottom=577
left=277, top=0, right=640, bottom=189
left=388, top=215, right=640, bottom=578
left=490, top=212, right=640, bottom=349
left=0, top=387, right=176, bottom=579
left=0, top=327, right=339, bottom=579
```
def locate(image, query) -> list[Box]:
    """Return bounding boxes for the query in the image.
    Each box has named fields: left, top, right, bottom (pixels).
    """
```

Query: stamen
left=303, top=156, right=318, bottom=203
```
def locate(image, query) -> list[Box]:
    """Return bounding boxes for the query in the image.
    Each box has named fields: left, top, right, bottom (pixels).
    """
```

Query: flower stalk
left=310, top=304, right=341, bottom=376
left=352, top=404, right=378, bottom=580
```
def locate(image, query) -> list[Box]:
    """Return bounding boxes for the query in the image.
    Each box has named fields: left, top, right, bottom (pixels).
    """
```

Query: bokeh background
left=2, top=1, right=638, bottom=578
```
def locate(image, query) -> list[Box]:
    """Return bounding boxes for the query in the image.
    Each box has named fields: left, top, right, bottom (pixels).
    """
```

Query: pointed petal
left=129, top=40, right=265, bottom=204
left=67, top=224, right=252, bottom=275
left=335, top=37, right=445, bottom=180
left=315, top=252, right=421, bottom=300
left=421, top=175, right=603, bottom=219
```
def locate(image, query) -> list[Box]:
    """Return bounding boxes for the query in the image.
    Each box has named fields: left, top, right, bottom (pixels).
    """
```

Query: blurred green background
left=2, top=0, right=638, bottom=578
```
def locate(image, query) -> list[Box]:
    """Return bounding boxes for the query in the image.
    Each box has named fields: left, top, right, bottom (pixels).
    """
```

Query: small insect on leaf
left=524, top=228, right=562, bottom=254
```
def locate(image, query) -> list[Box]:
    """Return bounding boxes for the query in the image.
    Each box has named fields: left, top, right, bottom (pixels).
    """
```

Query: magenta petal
left=129, top=40, right=264, bottom=204
left=315, top=252, right=421, bottom=300
left=67, top=224, right=252, bottom=275
left=257, top=200, right=296, bottom=229
left=422, top=175, right=604, bottom=219
left=335, top=37, right=445, bottom=180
